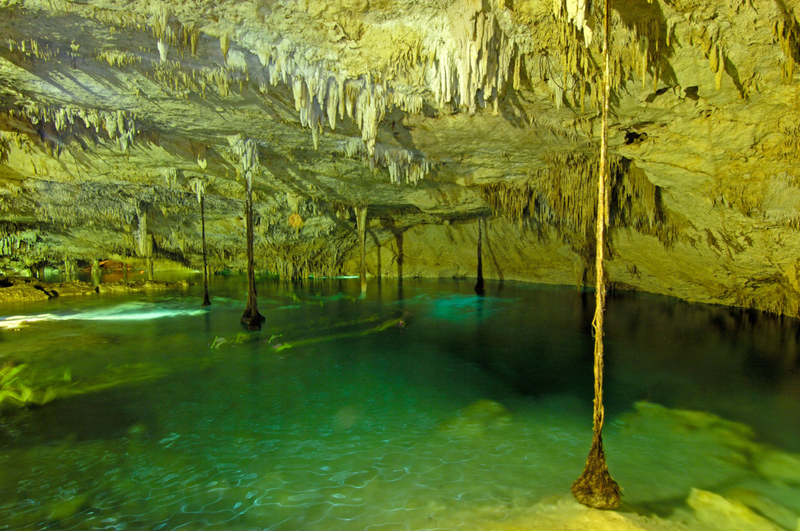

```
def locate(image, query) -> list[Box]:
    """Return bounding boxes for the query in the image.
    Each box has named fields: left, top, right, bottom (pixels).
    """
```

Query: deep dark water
left=0, top=275, right=799, bottom=529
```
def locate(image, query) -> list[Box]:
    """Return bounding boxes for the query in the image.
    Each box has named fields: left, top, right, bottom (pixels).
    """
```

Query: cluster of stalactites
left=0, top=223, right=39, bottom=257
left=231, top=137, right=259, bottom=185
left=259, top=55, right=423, bottom=154
left=189, top=177, right=205, bottom=205
left=430, top=6, right=518, bottom=114
left=149, top=1, right=202, bottom=63
left=29, top=181, right=137, bottom=227
left=481, top=153, right=662, bottom=240
left=9, top=105, right=138, bottom=153
left=344, top=138, right=431, bottom=185
left=552, top=0, right=593, bottom=46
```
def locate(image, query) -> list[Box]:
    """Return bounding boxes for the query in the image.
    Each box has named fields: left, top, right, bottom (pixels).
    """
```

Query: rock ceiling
left=1, top=0, right=800, bottom=316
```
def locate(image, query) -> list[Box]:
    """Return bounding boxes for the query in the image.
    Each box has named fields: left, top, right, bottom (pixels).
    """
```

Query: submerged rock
left=97, top=279, right=190, bottom=293
left=0, top=277, right=97, bottom=303
left=49, top=493, right=90, bottom=522
left=687, top=488, right=783, bottom=531
left=725, top=488, right=800, bottom=531
left=753, top=449, right=800, bottom=486
left=625, top=401, right=760, bottom=454
left=438, top=399, right=511, bottom=437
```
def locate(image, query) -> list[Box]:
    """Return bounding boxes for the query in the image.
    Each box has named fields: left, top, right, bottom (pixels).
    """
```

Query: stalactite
left=220, top=34, right=231, bottom=66
left=355, top=205, right=368, bottom=295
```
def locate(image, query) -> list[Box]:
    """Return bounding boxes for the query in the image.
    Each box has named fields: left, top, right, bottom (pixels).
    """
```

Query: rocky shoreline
left=0, top=277, right=191, bottom=304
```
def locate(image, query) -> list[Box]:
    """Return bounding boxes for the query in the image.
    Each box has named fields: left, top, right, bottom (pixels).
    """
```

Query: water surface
left=1, top=276, right=798, bottom=529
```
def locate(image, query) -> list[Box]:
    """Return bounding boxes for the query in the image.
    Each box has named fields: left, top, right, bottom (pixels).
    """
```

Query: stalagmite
left=233, top=138, right=264, bottom=330
left=475, top=217, right=485, bottom=296
left=572, top=0, right=622, bottom=510
left=355, top=205, right=368, bottom=295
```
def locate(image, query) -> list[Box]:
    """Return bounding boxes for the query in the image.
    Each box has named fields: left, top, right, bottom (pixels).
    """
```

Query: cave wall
left=2, top=0, right=800, bottom=315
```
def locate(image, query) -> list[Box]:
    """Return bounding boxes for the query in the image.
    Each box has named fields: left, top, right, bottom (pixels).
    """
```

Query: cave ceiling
left=2, top=0, right=800, bottom=314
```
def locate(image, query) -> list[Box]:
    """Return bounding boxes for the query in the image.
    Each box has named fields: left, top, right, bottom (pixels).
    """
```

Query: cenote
left=1, top=275, right=800, bottom=530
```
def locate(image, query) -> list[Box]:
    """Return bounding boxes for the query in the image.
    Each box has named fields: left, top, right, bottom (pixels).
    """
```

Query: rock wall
left=2, top=0, right=800, bottom=315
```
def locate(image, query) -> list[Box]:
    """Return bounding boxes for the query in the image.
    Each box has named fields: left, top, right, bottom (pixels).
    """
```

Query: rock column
left=91, top=258, right=101, bottom=287
left=236, top=139, right=264, bottom=330
left=356, top=206, right=368, bottom=295
left=475, top=218, right=485, bottom=296
left=200, top=192, right=211, bottom=307
left=64, top=256, right=74, bottom=282
left=136, top=206, right=154, bottom=280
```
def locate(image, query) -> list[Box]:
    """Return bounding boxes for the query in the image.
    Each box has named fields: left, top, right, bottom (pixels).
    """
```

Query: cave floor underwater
left=0, top=274, right=799, bottom=530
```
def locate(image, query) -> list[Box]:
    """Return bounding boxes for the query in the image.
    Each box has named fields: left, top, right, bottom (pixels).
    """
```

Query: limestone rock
left=726, top=488, right=800, bottom=531
left=46, top=281, right=98, bottom=297
left=687, top=488, right=784, bottom=531
left=96, top=279, right=190, bottom=294
left=0, top=277, right=52, bottom=303
left=753, top=449, right=800, bottom=485
left=0, top=277, right=96, bottom=303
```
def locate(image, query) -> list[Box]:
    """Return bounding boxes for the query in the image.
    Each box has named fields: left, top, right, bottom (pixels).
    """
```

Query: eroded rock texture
left=1, top=0, right=800, bottom=314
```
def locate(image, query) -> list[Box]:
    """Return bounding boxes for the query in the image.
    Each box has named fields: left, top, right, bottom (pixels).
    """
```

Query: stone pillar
left=241, top=165, right=264, bottom=329
left=64, top=256, right=74, bottom=282
left=136, top=206, right=154, bottom=279
left=475, top=218, right=485, bottom=296
left=355, top=205, right=368, bottom=295
left=200, top=192, right=211, bottom=307
left=91, top=258, right=101, bottom=287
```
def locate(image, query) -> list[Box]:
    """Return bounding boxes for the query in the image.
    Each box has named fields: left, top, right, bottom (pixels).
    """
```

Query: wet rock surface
left=0, top=277, right=97, bottom=303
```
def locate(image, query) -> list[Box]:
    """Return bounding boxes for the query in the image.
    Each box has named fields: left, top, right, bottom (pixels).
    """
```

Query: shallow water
left=1, top=275, right=799, bottom=530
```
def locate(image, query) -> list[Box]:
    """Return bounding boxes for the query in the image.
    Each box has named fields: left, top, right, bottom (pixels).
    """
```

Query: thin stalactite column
left=64, top=256, right=73, bottom=282
left=356, top=205, right=368, bottom=295
left=91, top=258, right=101, bottom=287
left=200, top=192, right=211, bottom=307
left=571, top=0, right=622, bottom=510
left=241, top=170, right=264, bottom=330
left=475, top=217, right=485, bottom=296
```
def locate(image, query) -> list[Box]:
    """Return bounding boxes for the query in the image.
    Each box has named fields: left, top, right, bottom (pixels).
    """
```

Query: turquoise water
left=0, top=276, right=799, bottom=529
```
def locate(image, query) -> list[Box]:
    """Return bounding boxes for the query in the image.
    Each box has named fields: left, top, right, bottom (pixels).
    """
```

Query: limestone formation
left=1, top=0, right=799, bottom=316
left=0, top=277, right=97, bottom=302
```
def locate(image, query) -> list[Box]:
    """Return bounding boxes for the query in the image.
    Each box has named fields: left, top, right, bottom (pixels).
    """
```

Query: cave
left=1, top=0, right=800, bottom=529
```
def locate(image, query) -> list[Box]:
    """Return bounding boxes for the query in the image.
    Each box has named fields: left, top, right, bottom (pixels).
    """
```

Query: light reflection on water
left=0, top=276, right=799, bottom=529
